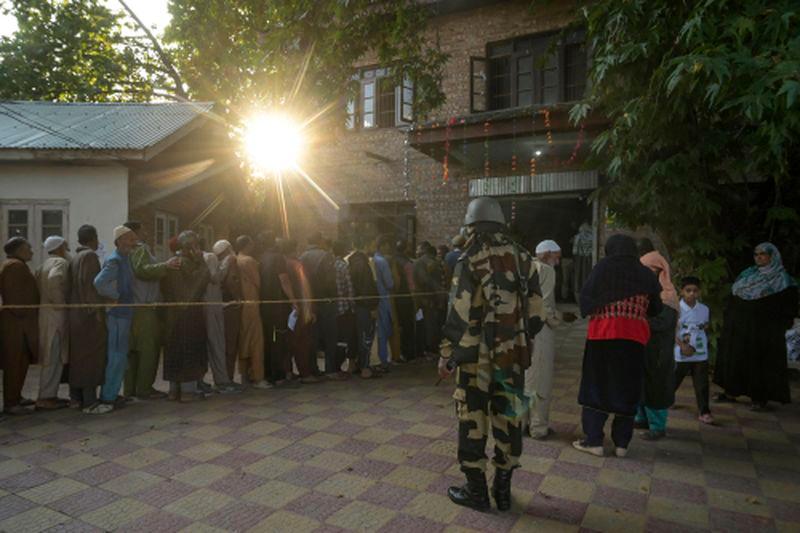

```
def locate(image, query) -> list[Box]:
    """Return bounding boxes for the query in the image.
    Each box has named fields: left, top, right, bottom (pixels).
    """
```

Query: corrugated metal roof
left=0, top=101, right=214, bottom=151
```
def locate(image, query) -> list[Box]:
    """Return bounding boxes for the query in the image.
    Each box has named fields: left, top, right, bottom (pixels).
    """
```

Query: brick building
left=289, top=0, right=602, bottom=275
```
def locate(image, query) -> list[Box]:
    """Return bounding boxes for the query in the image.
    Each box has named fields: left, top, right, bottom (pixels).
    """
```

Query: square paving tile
left=0, top=506, right=69, bottom=533
left=171, top=463, right=232, bottom=488
left=242, top=479, right=308, bottom=508
left=251, top=510, right=320, bottom=533
left=326, top=500, right=397, bottom=531
left=80, top=497, right=154, bottom=531
left=163, top=488, right=234, bottom=520
left=19, top=478, right=89, bottom=505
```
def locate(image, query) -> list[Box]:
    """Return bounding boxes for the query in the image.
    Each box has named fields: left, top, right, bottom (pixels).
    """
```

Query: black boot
left=447, top=471, right=491, bottom=512
left=492, top=468, right=513, bottom=511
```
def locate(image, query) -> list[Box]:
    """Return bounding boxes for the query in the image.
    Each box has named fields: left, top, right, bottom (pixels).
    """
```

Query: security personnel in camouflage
left=438, top=196, right=545, bottom=512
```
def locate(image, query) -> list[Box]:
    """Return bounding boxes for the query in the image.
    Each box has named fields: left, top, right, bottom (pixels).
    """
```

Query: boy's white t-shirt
left=674, top=299, right=710, bottom=363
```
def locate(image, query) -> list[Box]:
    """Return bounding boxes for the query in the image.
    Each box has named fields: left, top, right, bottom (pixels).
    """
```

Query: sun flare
left=243, top=113, right=304, bottom=173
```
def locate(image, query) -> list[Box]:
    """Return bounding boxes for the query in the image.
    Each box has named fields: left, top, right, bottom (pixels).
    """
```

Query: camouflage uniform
left=440, top=228, right=545, bottom=474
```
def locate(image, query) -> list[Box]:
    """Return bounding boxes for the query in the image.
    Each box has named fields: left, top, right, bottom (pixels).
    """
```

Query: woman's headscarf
left=732, top=242, right=797, bottom=300
left=579, top=234, right=662, bottom=317
left=640, top=251, right=679, bottom=309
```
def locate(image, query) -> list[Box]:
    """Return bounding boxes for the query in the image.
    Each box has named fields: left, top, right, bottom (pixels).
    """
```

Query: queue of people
left=0, top=223, right=455, bottom=416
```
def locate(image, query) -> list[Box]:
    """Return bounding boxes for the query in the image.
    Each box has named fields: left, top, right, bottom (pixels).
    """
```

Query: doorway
left=500, top=195, right=594, bottom=302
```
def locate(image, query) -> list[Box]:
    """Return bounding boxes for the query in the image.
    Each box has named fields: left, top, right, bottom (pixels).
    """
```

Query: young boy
left=674, top=276, right=713, bottom=424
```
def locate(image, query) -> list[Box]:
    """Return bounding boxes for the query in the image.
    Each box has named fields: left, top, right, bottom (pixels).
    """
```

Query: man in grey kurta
left=203, top=249, right=238, bottom=392
left=35, top=236, right=70, bottom=410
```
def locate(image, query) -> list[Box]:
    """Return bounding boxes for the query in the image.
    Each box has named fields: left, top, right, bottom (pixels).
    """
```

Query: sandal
left=640, top=430, right=666, bottom=441
left=82, top=403, right=114, bottom=415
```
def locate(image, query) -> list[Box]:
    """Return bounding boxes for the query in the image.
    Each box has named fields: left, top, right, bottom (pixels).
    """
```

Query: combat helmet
left=464, top=197, right=506, bottom=226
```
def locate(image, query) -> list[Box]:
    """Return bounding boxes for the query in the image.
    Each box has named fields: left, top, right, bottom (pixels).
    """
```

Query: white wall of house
left=0, top=164, right=128, bottom=265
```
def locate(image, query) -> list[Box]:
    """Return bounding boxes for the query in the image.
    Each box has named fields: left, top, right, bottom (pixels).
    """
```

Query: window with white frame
left=154, top=212, right=179, bottom=261
left=346, top=67, right=414, bottom=130
left=1, top=200, right=68, bottom=265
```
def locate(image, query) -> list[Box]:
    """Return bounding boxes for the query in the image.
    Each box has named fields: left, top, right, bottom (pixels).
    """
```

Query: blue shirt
left=445, top=248, right=462, bottom=272
left=94, top=249, right=134, bottom=319
left=373, top=252, right=394, bottom=297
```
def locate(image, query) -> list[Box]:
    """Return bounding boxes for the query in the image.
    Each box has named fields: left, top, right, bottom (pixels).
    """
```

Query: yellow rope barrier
left=0, top=291, right=449, bottom=311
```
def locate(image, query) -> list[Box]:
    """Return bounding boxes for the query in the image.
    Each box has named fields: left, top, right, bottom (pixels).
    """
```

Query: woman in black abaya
left=714, top=242, right=798, bottom=411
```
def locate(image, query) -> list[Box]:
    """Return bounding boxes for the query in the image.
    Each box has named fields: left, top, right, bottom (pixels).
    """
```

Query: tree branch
left=117, top=0, right=187, bottom=99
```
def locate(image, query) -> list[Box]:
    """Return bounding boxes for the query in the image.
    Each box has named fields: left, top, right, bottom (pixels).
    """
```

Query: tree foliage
left=571, top=0, right=800, bottom=310
left=0, top=0, right=174, bottom=101
left=164, top=0, right=448, bottom=122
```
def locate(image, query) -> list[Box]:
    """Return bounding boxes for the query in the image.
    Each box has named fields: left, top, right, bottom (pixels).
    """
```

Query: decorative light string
left=442, top=117, right=456, bottom=183
left=483, top=120, right=491, bottom=177
left=402, top=131, right=411, bottom=200
left=530, top=109, right=537, bottom=177
left=563, top=121, right=585, bottom=167
left=542, top=108, right=553, bottom=146
left=511, top=117, right=517, bottom=174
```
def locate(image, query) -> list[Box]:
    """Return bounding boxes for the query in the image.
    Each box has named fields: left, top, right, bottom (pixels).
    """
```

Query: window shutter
left=397, top=76, right=414, bottom=124
left=345, top=97, right=356, bottom=130
left=470, top=57, right=488, bottom=113
left=361, top=80, right=376, bottom=129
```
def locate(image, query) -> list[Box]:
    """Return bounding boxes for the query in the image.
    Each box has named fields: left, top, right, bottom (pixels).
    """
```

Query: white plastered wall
left=0, top=163, right=129, bottom=261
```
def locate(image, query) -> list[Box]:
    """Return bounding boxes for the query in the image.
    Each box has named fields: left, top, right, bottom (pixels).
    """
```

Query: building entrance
left=499, top=195, right=595, bottom=302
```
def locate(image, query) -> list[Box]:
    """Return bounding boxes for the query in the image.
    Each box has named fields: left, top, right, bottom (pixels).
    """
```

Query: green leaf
left=777, top=80, right=799, bottom=108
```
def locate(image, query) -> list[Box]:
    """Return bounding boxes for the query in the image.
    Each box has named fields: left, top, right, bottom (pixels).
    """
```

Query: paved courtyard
left=2, top=320, right=800, bottom=532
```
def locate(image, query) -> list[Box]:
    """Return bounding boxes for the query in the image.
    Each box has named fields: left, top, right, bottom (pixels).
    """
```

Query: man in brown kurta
left=68, top=225, right=107, bottom=409
left=0, top=237, right=39, bottom=415
left=236, top=235, right=267, bottom=388
left=161, top=231, right=210, bottom=402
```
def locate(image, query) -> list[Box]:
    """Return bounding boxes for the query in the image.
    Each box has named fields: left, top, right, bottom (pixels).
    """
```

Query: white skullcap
left=535, top=239, right=561, bottom=254
left=212, top=239, right=232, bottom=255
left=113, top=225, right=134, bottom=242
left=43, top=235, right=65, bottom=253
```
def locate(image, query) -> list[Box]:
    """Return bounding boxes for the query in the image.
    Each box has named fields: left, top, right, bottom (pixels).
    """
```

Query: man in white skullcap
left=524, top=239, right=577, bottom=439
left=35, top=235, right=71, bottom=409
left=202, top=240, right=240, bottom=393
left=214, top=240, right=243, bottom=384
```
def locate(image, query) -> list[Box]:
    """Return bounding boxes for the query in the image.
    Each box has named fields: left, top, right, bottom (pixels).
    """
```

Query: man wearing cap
left=0, top=237, right=40, bottom=415
left=439, top=197, right=544, bottom=512
left=123, top=221, right=180, bottom=400
left=35, top=236, right=71, bottom=410
left=525, top=240, right=577, bottom=440
left=444, top=234, right=466, bottom=275
left=202, top=241, right=239, bottom=393
left=90, top=225, right=138, bottom=414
